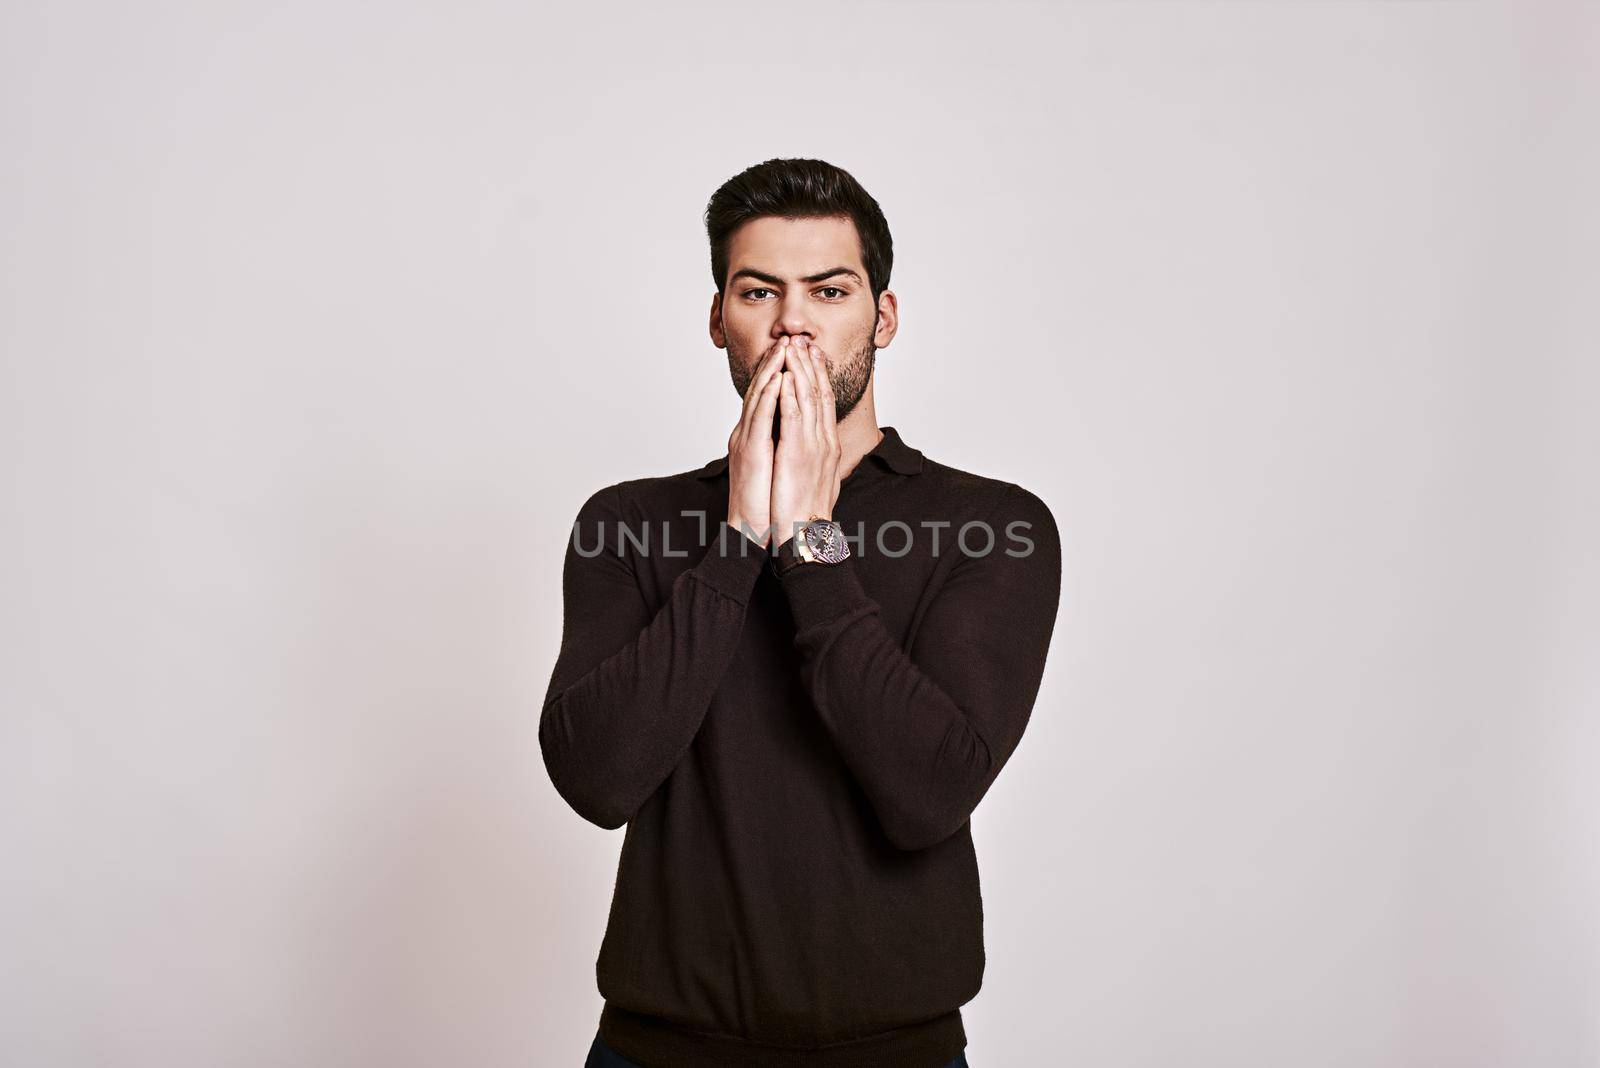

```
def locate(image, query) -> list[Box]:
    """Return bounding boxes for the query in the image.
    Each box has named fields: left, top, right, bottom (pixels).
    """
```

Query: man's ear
left=709, top=291, right=727, bottom=349
left=872, top=290, right=900, bottom=349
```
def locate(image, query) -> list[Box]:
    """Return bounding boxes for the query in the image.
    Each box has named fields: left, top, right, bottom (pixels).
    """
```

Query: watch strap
left=769, top=530, right=809, bottom=579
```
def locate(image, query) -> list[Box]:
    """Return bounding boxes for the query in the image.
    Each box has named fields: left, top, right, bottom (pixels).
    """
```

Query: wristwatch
left=770, top=514, right=851, bottom=578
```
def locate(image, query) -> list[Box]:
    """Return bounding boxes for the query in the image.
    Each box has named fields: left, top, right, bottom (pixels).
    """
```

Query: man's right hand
left=725, top=336, right=789, bottom=548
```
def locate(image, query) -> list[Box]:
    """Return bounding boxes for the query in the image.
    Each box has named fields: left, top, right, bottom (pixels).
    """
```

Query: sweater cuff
left=690, top=522, right=770, bottom=605
left=778, top=555, right=877, bottom=633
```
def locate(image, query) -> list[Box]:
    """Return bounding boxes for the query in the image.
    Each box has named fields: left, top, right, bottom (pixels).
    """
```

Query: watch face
left=803, top=519, right=850, bottom=564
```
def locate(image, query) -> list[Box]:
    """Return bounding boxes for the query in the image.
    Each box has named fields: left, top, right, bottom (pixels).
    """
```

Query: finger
left=804, top=341, right=827, bottom=440
left=777, top=370, right=800, bottom=434
left=811, top=345, right=838, bottom=443
left=785, top=336, right=815, bottom=395
left=763, top=335, right=789, bottom=377
left=796, top=339, right=826, bottom=441
left=742, top=337, right=786, bottom=409
left=740, top=337, right=789, bottom=431
left=751, top=364, right=783, bottom=442
left=786, top=339, right=815, bottom=438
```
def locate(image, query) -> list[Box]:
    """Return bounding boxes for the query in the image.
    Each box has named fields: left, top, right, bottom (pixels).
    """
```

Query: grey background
left=3, top=2, right=1596, bottom=1065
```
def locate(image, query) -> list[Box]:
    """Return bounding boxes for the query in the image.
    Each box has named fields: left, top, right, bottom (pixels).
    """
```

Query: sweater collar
left=694, top=424, right=925, bottom=480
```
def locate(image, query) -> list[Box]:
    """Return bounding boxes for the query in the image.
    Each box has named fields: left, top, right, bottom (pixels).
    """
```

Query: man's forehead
left=727, top=215, right=864, bottom=273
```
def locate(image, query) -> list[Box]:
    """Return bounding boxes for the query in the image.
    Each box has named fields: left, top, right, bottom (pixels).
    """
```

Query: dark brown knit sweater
left=540, top=425, right=1062, bottom=1067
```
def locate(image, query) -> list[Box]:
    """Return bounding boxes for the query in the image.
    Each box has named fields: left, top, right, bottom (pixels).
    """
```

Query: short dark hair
left=705, top=158, right=894, bottom=304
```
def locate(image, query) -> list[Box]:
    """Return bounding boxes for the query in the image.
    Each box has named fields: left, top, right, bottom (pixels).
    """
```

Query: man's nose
left=776, top=294, right=816, bottom=340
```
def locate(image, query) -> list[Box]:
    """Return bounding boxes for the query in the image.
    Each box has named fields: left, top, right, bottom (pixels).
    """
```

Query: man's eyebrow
left=729, top=266, right=864, bottom=287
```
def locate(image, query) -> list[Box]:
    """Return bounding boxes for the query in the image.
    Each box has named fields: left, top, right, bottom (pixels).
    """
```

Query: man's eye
left=742, top=286, right=847, bottom=300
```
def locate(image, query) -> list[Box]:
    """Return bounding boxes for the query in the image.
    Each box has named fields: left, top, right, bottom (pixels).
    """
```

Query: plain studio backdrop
left=2, top=2, right=1596, bottom=1065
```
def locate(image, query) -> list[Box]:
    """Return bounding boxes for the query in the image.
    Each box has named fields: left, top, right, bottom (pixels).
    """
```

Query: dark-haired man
left=541, top=158, right=1062, bottom=1067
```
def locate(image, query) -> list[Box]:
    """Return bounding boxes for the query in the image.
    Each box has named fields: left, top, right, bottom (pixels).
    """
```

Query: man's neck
left=835, top=409, right=883, bottom=483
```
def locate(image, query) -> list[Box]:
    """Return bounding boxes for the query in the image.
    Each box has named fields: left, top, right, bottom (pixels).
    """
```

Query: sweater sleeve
left=539, top=484, right=769, bottom=829
left=777, top=483, right=1063, bottom=851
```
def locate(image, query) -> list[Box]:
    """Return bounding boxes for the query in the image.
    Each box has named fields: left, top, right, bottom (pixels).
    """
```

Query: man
left=541, top=158, right=1062, bottom=1067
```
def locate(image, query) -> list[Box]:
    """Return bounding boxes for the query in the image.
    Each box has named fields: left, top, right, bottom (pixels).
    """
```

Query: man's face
left=712, top=215, right=884, bottom=424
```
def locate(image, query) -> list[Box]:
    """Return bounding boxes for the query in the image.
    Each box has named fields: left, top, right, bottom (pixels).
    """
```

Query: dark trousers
left=586, top=1031, right=970, bottom=1067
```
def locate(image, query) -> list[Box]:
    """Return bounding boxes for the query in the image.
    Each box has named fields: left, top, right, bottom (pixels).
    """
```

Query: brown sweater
left=540, top=425, right=1062, bottom=1067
